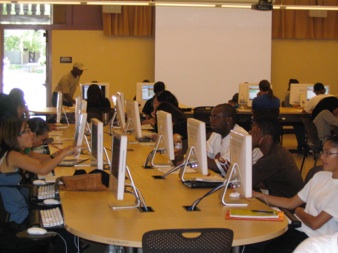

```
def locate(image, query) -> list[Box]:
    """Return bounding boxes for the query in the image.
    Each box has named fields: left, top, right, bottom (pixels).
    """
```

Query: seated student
left=313, top=105, right=338, bottom=144
left=252, top=79, right=280, bottom=119
left=250, top=116, right=303, bottom=198
left=0, top=117, right=80, bottom=252
left=27, top=117, right=51, bottom=153
left=142, top=81, right=165, bottom=120
left=247, top=136, right=338, bottom=253
left=294, top=232, right=338, bottom=253
left=206, top=103, right=262, bottom=177
left=228, top=93, right=239, bottom=108
left=303, top=82, right=334, bottom=114
left=142, top=90, right=179, bottom=127
left=86, top=84, right=111, bottom=122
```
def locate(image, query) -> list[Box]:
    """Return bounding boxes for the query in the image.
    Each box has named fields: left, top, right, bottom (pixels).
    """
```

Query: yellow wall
left=52, top=30, right=338, bottom=104
left=51, top=30, right=155, bottom=101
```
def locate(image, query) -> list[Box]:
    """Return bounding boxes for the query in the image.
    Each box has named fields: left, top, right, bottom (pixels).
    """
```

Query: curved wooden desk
left=57, top=133, right=288, bottom=249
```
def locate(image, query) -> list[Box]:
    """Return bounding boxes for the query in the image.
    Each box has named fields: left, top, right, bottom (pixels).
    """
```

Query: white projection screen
left=155, top=7, right=272, bottom=107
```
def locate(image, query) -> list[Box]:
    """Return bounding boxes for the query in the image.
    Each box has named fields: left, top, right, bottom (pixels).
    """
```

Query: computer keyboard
left=37, top=184, right=56, bottom=200
left=40, top=207, right=64, bottom=228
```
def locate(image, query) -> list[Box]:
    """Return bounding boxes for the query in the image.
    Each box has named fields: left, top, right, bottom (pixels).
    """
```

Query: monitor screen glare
left=142, top=85, right=155, bottom=100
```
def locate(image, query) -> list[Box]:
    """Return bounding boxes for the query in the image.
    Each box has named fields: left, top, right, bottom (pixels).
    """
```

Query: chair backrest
left=253, top=108, right=280, bottom=120
left=142, top=228, right=234, bottom=253
left=193, top=106, right=214, bottom=126
left=300, top=117, right=322, bottom=152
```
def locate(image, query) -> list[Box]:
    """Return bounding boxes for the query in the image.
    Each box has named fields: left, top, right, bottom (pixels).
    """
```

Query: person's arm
left=253, top=190, right=304, bottom=210
left=8, top=145, right=78, bottom=175
left=295, top=207, right=333, bottom=230
left=63, top=93, right=75, bottom=105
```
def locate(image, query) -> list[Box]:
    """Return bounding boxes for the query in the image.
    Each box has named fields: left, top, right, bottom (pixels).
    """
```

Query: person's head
left=320, top=136, right=338, bottom=174
left=154, top=81, right=165, bottom=95
left=313, top=82, right=326, bottom=95
left=9, top=88, right=24, bottom=98
left=27, top=118, right=50, bottom=147
left=210, top=103, right=237, bottom=138
left=252, top=116, right=281, bottom=145
left=156, top=90, right=179, bottom=108
left=288, top=78, right=299, bottom=91
left=0, top=117, right=33, bottom=156
left=7, top=92, right=26, bottom=118
left=87, top=84, right=103, bottom=101
left=72, top=62, right=86, bottom=77
left=259, top=79, right=271, bottom=93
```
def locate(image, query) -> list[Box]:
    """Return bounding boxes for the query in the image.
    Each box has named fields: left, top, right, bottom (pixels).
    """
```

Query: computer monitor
left=113, top=93, right=126, bottom=130
left=247, top=85, right=260, bottom=107
left=156, top=110, right=175, bottom=161
left=306, top=85, right=330, bottom=101
left=109, top=131, right=128, bottom=200
left=80, top=83, right=110, bottom=100
left=73, top=112, right=88, bottom=159
left=136, top=82, right=155, bottom=109
left=229, top=130, right=252, bottom=198
left=75, top=96, right=87, bottom=126
left=289, top=83, right=309, bottom=106
left=117, top=91, right=125, bottom=114
left=90, top=118, right=104, bottom=170
left=56, top=91, right=62, bottom=124
left=238, top=83, right=259, bottom=108
left=183, top=118, right=208, bottom=176
left=125, top=100, right=143, bottom=139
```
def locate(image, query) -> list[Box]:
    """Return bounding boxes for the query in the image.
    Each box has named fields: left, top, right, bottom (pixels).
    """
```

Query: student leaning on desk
left=0, top=117, right=79, bottom=225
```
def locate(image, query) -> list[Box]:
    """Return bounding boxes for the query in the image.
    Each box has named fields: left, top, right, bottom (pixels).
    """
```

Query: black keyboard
left=183, top=180, right=223, bottom=189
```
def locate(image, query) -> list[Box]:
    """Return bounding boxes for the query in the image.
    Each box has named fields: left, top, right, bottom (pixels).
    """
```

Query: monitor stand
left=143, top=135, right=173, bottom=168
left=109, top=166, right=151, bottom=211
left=219, top=163, right=248, bottom=207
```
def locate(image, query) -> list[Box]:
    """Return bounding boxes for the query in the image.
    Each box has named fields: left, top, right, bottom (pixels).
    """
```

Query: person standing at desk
left=252, top=79, right=280, bottom=119
left=249, top=136, right=338, bottom=253
left=51, top=62, right=86, bottom=107
left=206, top=103, right=262, bottom=176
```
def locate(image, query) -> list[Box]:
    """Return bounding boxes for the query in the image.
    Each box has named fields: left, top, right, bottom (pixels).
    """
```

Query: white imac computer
left=75, top=96, right=87, bottom=126
left=306, top=85, right=330, bottom=101
left=109, top=131, right=128, bottom=200
left=220, top=130, right=252, bottom=206
left=117, top=91, right=125, bottom=114
left=56, top=91, right=62, bottom=124
left=90, top=118, right=104, bottom=170
left=73, top=112, right=88, bottom=159
left=80, top=83, right=110, bottom=100
left=125, top=100, right=143, bottom=139
left=113, top=93, right=126, bottom=130
left=179, top=118, right=208, bottom=185
left=289, top=83, right=309, bottom=107
left=136, top=82, right=155, bottom=109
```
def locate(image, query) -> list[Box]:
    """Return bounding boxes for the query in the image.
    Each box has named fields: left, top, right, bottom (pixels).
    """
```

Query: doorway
left=2, top=29, right=47, bottom=108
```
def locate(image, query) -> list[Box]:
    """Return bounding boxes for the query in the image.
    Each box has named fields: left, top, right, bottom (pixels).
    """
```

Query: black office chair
left=300, top=117, right=323, bottom=175
left=142, top=228, right=234, bottom=253
left=193, top=106, right=214, bottom=133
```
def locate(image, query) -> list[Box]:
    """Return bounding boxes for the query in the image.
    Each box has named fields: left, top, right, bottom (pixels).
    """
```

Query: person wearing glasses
left=206, top=103, right=262, bottom=176
left=246, top=136, right=338, bottom=253
left=0, top=117, right=77, bottom=225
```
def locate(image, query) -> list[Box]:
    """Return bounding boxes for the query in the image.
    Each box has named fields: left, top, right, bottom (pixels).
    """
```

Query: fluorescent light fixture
left=273, top=5, right=338, bottom=11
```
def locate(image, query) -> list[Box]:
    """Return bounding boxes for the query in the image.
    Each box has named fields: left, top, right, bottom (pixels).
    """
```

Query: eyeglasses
left=18, top=128, right=31, bottom=136
left=209, top=115, right=227, bottom=120
left=321, top=151, right=338, bottom=157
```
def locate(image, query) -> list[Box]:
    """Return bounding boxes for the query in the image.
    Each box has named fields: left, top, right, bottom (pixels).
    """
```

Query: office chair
left=300, top=117, right=323, bottom=175
left=142, top=228, right=234, bottom=253
left=193, top=106, right=214, bottom=133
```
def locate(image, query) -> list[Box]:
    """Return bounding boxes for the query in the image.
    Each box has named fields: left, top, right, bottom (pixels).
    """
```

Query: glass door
left=3, top=29, right=47, bottom=108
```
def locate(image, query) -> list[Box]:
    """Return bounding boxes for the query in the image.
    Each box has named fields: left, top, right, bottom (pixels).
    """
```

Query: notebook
left=58, top=157, right=89, bottom=167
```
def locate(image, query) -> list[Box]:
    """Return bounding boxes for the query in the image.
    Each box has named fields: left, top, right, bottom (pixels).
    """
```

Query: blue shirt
left=252, top=94, right=280, bottom=110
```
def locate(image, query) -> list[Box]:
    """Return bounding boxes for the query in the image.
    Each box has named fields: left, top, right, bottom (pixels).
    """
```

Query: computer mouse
left=27, top=227, right=47, bottom=235
left=229, top=192, right=241, bottom=198
left=43, top=199, right=60, bottom=205
left=33, top=179, right=46, bottom=186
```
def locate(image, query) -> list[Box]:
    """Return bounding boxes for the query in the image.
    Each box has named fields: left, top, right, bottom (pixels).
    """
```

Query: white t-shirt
left=294, top=232, right=338, bottom=253
left=297, top=171, right=338, bottom=237
left=303, top=94, right=334, bottom=113
left=206, top=124, right=262, bottom=164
